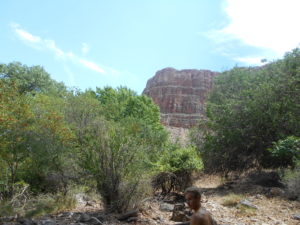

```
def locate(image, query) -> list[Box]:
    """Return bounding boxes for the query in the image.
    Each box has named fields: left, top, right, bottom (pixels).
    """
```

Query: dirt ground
left=63, top=174, right=300, bottom=225
left=2, top=174, right=299, bottom=225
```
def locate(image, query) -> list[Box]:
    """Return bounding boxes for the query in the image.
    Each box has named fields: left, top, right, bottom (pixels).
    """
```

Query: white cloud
left=79, top=59, right=105, bottom=73
left=11, top=23, right=105, bottom=74
left=234, top=56, right=266, bottom=65
left=209, top=0, right=300, bottom=64
left=81, top=43, right=90, bottom=54
left=15, top=28, right=41, bottom=43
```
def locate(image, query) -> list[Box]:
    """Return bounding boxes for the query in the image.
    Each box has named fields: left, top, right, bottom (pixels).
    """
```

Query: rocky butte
left=143, top=67, right=219, bottom=129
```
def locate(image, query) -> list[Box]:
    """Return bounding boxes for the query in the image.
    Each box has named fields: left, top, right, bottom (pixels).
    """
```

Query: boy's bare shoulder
left=191, top=209, right=215, bottom=225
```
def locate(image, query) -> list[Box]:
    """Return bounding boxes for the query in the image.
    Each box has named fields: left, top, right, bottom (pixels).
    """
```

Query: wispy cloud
left=11, top=23, right=105, bottom=74
left=15, top=28, right=41, bottom=43
left=208, top=0, right=300, bottom=64
left=79, top=59, right=105, bottom=73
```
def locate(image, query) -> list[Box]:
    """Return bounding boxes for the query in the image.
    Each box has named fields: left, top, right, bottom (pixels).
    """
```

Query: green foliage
left=95, top=86, right=163, bottom=130
left=192, top=48, right=300, bottom=173
left=0, top=73, right=73, bottom=196
left=64, top=87, right=167, bottom=212
left=78, top=116, right=164, bottom=212
left=0, top=80, right=34, bottom=196
left=0, top=61, right=195, bottom=213
left=151, top=145, right=203, bottom=193
left=155, top=146, right=203, bottom=173
left=268, top=136, right=300, bottom=168
left=22, top=94, right=75, bottom=193
left=0, top=62, right=66, bottom=95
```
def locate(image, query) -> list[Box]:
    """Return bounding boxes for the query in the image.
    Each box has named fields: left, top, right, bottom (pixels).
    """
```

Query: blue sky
left=1, top=0, right=300, bottom=93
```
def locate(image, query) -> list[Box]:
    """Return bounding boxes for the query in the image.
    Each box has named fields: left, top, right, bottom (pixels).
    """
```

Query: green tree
left=22, top=94, right=75, bottom=193
left=192, top=48, right=300, bottom=173
left=0, top=81, right=34, bottom=196
left=0, top=79, right=73, bottom=196
left=0, top=62, right=66, bottom=96
left=95, top=87, right=162, bottom=128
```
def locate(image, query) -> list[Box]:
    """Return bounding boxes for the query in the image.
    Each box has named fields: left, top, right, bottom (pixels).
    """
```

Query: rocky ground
left=1, top=174, right=300, bottom=225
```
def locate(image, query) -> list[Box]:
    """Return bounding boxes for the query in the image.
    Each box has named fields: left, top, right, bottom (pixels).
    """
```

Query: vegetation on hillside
left=0, top=62, right=201, bottom=215
left=192, top=48, right=300, bottom=174
left=1, top=48, right=299, bottom=217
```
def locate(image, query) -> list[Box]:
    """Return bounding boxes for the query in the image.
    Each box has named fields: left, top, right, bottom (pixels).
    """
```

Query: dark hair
left=185, top=186, right=202, bottom=199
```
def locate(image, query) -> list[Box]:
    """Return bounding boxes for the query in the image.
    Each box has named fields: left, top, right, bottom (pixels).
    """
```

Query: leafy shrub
left=268, top=136, right=300, bottom=168
left=74, top=88, right=167, bottom=212
left=155, top=146, right=203, bottom=173
left=152, top=146, right=203, bottom=193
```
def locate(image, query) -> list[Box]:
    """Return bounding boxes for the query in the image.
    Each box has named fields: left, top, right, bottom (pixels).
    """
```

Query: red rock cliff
left=143, top=68, right=218, bottom=128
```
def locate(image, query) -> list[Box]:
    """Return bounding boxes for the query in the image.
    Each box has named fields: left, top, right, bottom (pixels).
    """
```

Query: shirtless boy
left=184, top=187, right=216, bottom=225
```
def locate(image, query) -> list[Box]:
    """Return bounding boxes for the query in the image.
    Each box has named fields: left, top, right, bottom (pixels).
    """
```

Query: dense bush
left=66, top=88, right=168, bottom=212
left=0, top=62, right=169, bottom=214
left=192, top=48, right=300, bottom=173
left=152, top=146, right=203, bottom=193
left=268, top=136, right=300, bottom=169
left=155, top=146, right=203, bottom=173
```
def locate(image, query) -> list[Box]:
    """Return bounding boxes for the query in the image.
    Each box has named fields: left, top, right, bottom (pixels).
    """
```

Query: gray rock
left=117, top=210, right=139, bottom=221
left=58, top=212, right=74, bottom=218
left=88, top=217, right=103, bottom=225
left=89, top=213, right=105, bottom=222
left=78, top=214, right=91, bottom=223
left=1, top=216, right=15, bottom=222
left=292, top=214, right=300, bottom=220
left=40, top=220, right=56, bottom=225
left=17, top=218, right=37, bottom=225
left=160, top=203, right=174, bottom=212
left=127, top=217, right=138, bottom=223
left=239, top=199, right=258, bottom=209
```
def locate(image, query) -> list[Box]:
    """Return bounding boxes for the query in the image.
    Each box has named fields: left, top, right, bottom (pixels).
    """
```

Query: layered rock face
left=143, top=68, right=218, bottom=128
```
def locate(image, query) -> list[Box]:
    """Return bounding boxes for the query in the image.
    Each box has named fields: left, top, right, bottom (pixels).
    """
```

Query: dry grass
left=0, top=193, right=77, bottom=218
left=236, top=205, right=257, bottom=217
left=221, top=193, right=244, bottom=207
left=194, top=174, right=223, bottom=188
left=25, top=193, right=77, bottom=218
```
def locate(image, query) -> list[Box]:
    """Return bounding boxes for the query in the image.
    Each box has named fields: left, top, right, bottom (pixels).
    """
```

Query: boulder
left=292, top=214, right=300, bottom=220
left=160, top=203, right=174, bottom=212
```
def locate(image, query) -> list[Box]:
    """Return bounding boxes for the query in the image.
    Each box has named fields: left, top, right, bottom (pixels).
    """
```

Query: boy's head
left=185, top=186, right=202, bottom=211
